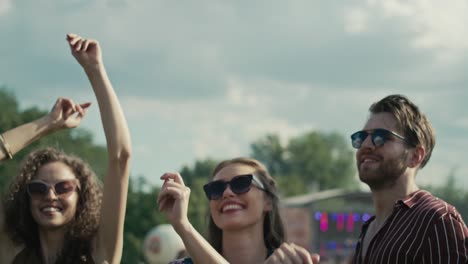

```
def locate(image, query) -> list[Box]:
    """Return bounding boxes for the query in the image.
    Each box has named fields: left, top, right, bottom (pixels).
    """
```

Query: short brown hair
left=369, top=94, right=436, bottom=168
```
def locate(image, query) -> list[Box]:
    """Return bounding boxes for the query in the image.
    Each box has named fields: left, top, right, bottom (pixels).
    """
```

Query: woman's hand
left=264, top=243, right=320, bottom=264
left=157, top=172, right=191, bottom=230
left=66, top=33, right=102, bottom=70
left=48, top=97, right=91, bottom=130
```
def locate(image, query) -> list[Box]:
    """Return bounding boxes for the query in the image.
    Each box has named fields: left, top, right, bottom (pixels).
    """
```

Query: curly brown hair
left=2, top=147, right=102, bottom=262
left=207, top=157, right=285, bottom=254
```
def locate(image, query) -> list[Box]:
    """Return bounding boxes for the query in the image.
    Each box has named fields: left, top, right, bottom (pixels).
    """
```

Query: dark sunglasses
left=26, top=179, right=80, bottom=199
left=203, top=174, right=265, bottom=200
left=350, top=128, right=414, bottom=149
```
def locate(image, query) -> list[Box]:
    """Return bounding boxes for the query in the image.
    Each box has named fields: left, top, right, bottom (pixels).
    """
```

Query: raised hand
left=48, top=97, right=91, bottom=129
left=66, top=33, right=102, bottom=69
left=157, top=172, right=191, bottom=229
left=265, top=243, right=320, bottom=264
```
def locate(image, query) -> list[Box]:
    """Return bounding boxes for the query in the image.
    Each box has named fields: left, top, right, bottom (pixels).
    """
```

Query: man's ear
left=408, top=145, right=425, bottom=168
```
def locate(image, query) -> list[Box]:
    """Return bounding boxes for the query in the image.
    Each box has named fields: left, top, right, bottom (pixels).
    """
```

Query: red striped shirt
left=352, top=190, right=468, bottom=264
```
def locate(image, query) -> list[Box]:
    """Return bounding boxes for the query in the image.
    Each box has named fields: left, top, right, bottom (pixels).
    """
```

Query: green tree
left=425, top=168, right=468, bottom=221
left=179, top=159, right=218, bottom=233
left=179, top=158, right=218, bottom=186
left=122, top=176, right=167, bottom=263
left=251, top=134, right=287, bottom=176
left=251, top=131, right=357, bottom=196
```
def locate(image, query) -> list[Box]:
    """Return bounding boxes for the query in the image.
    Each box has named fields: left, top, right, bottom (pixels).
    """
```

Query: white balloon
left=143, top=224, right=186, bottom=264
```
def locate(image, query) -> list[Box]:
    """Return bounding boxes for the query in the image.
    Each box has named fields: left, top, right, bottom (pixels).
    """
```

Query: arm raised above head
left=67, top=33, right=132, bottom=264
left=0, top=97, right=90, bottom=162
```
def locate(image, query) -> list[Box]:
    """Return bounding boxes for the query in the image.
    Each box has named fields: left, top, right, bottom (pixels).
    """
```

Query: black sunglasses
left=203, top=174, right=265, bottom=200
left=350, top=128, right=414, bottom=149
left=26, top=179, right=80, bottom=199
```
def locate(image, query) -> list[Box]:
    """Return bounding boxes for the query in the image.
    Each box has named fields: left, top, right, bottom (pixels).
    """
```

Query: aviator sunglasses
left=203, top=174, right=266, bottom=200
left=350, top=128, right=414, bottom=149
left=26, top=179, right=80, bottom=199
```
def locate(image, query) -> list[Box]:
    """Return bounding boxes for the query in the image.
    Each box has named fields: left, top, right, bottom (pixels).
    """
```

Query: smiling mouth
left=362, top=158, right=378, bottom=163
left=222, top=204, right=243, bottom=213
left=41, top=207, right=63, bottom=213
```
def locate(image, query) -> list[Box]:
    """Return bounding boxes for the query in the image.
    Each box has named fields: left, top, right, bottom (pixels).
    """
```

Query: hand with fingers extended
left=66, top=33, right=102, bottom=69
left=48, top=97, right=91, bottom=130
left=264, top=243, right=320, bottom=264
left=157, top=172, right=192, bottom=229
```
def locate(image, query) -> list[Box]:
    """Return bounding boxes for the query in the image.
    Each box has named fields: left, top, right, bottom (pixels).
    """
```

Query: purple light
left=314, top=211, right=322, bottom=221
left=327, top=241, right=337, bottom=250
left=353, top=213, right=360, bottom=222
left=362, top=213, right=371, bottom=222
left=331, top=213, right=338, bottom=221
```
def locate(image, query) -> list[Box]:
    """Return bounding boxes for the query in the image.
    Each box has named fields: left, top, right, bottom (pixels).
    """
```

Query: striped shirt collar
left=399, top=189, right=431, bottom=208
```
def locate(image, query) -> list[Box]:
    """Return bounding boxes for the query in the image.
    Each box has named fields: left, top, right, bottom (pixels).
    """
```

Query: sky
left=1, top=0, right=467, bottom=190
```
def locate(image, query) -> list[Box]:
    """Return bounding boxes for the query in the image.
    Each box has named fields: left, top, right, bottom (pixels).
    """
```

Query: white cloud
left=0, top=0, right=11, bottom=16
left=3, top=1, right=468, bottom=191
left=373, top=0, right=414, bottom=17
left=360, top=0, right=468, bottom=63
left=343, top=8, right=370, bottom=34
left=191, top=124, right=242, bottom=159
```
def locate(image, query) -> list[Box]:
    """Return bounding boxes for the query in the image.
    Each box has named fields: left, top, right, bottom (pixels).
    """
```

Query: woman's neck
left=221, top=225, right=268, bottom=264
left=38, top=228, right=66, bottom=264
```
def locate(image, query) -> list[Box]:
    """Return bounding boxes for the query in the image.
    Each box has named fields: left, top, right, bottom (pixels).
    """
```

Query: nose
left=360, top=133, right=374, bottom=149
left=221, top=184, right=236, bottom=199
left=44, top=187, right=58, bottom=200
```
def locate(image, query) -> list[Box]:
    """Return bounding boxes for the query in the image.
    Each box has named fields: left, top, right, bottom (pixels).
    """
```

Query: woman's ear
left=263, top=196, right=273, bottom=212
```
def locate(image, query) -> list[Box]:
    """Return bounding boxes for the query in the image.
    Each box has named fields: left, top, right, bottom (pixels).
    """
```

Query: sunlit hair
left=2, top=147, right=102, bottom=262
left=207, top=157, right=285, bottom=253
left=369, top=94, right=436, bottom=168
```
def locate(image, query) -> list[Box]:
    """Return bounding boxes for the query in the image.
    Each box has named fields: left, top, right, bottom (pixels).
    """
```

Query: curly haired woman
left=0, top=33, right=131, bottom=264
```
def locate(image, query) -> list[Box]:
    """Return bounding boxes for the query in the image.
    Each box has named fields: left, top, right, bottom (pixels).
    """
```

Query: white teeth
left=42, top=207, right=60, bottom=212
left=222, top=204, right=242, bottom=212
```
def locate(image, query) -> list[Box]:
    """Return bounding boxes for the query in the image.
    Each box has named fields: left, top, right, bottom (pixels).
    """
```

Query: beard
left=358, top=150, right=409, bottom=191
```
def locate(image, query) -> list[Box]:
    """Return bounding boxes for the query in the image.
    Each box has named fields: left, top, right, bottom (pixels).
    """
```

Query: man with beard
left=350, top=94, right=468, bottom=264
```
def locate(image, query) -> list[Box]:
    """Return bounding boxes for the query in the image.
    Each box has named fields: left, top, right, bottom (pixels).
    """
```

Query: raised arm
left=0, top=97, right=90, bottom=162
left=158, top=172, right=229, bottom=264
left=67, top=33, right=132, bottom=264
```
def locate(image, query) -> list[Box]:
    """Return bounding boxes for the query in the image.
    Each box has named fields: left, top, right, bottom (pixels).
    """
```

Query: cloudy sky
left=1, top=0, right=467, bottom=190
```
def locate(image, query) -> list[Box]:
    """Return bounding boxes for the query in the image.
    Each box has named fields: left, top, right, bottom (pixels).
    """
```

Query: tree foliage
left=179, top=159, right=218, bottom=233
left=251, top=131, right=357, bottom=196
left=122, top=176, right=166, bottom=263
left=424, top=168, right=468, bottom=221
